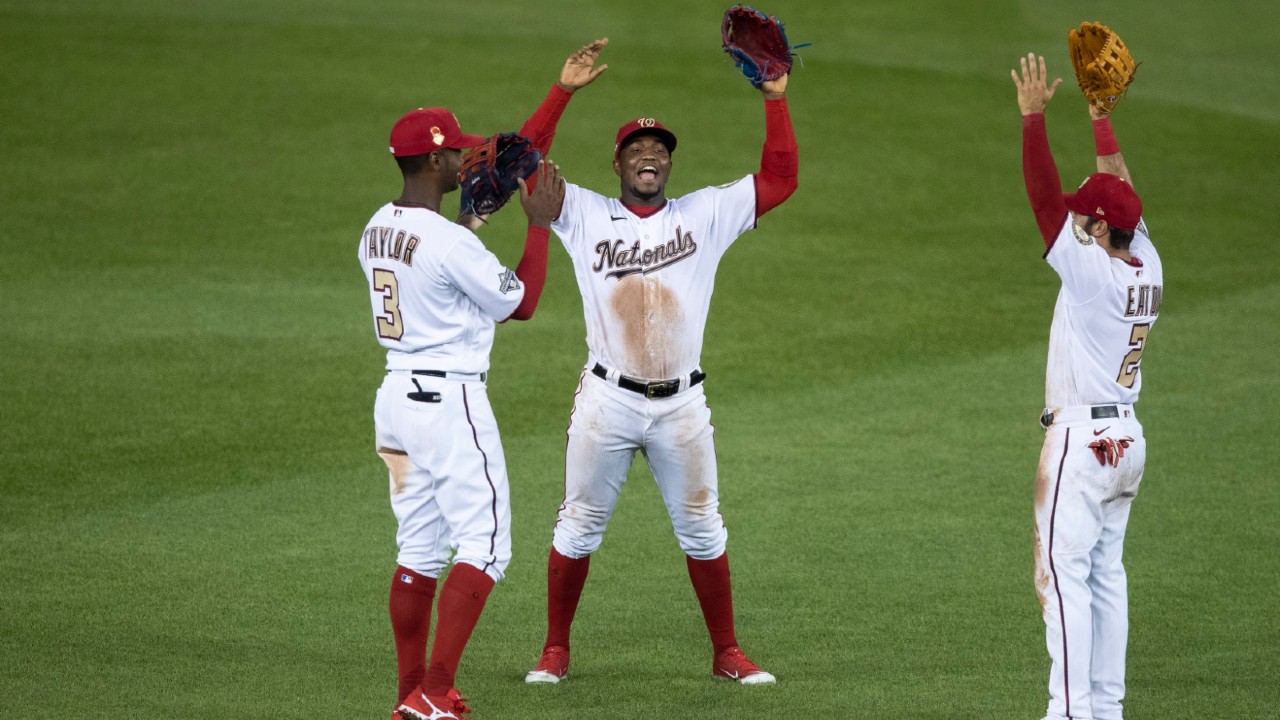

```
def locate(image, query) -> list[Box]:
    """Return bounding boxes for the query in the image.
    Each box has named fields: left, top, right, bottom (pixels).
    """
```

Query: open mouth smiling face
left=615, top=135, right=672, bottom=198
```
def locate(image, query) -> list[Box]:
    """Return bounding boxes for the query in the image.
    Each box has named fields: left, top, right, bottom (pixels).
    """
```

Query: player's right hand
left=1012, top=53, right=1063, bottom=116
left=519, top=160, right=565, bottom=228
left=558, top=38, right=609, bottom=92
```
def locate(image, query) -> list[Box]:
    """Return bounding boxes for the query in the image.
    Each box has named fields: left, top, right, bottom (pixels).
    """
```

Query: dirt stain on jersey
left=609, top=275, right=685, bottom=379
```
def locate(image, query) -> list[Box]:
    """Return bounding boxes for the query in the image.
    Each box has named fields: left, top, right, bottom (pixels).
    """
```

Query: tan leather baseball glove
left=1069, top=22, right=1139, bottom=115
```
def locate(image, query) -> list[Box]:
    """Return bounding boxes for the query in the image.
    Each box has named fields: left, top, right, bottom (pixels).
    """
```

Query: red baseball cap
left=614, top=117, right=678, bottom=157
left=1063, top=173, right=1142, bottom=231
left=389, top=107, right=485, bottom=156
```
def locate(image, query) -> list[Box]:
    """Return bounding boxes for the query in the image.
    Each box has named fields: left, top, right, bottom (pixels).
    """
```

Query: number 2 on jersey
left=1116, top=323, right=1150, bottom=388
left=373, top=269, right=404, bottom=341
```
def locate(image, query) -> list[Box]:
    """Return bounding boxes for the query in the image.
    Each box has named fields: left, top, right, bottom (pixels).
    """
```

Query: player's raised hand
left=1012, top=53, right=1062, bottom=116
left=558, top=38, right=609, bottom=92
left=519, top=160, right=565, bottom=228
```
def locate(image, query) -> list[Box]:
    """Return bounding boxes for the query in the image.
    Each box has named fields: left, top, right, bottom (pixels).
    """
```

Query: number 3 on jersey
left=1116, top=323, right=1150, bottom=389
left=373, top=269, right=404, bottom=341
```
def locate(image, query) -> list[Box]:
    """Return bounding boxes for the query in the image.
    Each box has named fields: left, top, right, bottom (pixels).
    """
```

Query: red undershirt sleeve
left=1022, top=113, right=1068, bottom=248
left=519, top=84, right=574, bottom=156
left=753, top=97, right=799, bottom=219
left=504, top=226, right=550, bottom=322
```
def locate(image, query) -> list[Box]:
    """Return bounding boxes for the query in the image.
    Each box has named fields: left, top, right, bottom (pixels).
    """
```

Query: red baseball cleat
left=397, top=687, right=471, bottom=719
left=524, top=645, right=570, bottom=684
left=712, top=646, right=776, bottom=685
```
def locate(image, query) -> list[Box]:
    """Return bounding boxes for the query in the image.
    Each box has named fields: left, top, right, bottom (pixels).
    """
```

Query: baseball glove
left=1068, top=22, right=1139, bottom=115
left=721, top=4, right=808, bottom=88
left=458, top=133, right=542, bottom=218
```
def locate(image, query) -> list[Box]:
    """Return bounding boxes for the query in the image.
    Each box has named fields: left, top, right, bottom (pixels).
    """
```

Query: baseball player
left=1012, top=54, right=1163, bottom=720
left=515, top=51, right=800, bottom=684
left=359, top=104, right=564, bottom=720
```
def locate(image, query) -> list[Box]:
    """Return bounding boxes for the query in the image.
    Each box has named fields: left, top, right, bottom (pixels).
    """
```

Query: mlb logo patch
left=400, top=573, right=414, bottom=584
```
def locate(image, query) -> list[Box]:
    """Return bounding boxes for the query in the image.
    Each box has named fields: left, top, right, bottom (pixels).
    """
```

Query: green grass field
left=2, top=1, right=1277, bottom=718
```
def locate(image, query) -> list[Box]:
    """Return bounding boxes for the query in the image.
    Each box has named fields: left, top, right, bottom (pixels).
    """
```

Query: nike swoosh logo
left=723, top=670, right=739, bottom=679
left=1093, top=427, right=1110, bottom=436
left=610, top=215, right=627, bottom=221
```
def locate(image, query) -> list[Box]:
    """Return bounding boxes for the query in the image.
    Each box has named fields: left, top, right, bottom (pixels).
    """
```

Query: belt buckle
left=645, top=380, right=677, bottom=399
left=1091, top=405, right=1119, bottom=420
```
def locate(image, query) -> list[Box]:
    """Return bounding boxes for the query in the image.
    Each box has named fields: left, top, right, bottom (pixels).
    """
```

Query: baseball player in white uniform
left=1013, top=55, right=1163, bottom=720
left=518, top=57, right=800, bottom=685
left=358, top=106, right=564, bottom=720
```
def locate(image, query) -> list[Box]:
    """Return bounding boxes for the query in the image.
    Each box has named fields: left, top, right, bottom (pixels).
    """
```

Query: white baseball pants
left=1034, top=411, right=1146, bottom=720
left=374, top=371, right=512, bottom=583
left=551, top=370, right=728, bottom=561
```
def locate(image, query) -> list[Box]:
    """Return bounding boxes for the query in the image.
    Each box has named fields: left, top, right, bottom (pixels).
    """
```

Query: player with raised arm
left=1012, top=47, right=1162, bottom=720
left=517, top=30, right=801, bottom=686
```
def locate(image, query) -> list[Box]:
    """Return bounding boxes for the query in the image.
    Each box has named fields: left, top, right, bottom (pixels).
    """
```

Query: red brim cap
left=390, top=107, right=486, bottom=156
left=1063, top=173, right=1142, bottom=232
left=614, top=117, right=677, bottom=157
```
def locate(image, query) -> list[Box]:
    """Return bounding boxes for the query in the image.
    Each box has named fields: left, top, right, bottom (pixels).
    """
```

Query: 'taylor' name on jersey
left=592, top=226, right=697, bottom=280
left=1124, top=283, right=1162, bottom=318
left=364, top=226, right=420, bottom=268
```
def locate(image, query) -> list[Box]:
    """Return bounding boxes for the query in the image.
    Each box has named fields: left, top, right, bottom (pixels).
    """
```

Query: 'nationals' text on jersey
left=592, top=226, right=697, bottom=279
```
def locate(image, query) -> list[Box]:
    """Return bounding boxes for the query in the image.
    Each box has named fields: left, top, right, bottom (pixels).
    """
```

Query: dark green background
left=2, top=1, right=1277, bottom=718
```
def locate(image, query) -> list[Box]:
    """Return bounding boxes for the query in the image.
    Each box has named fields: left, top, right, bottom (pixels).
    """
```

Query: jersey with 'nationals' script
left=1044, top=216, right=1163, bottom=409
left=551, top=177, right=757, bottom=381
left=359, top=203, right=525, bottom=373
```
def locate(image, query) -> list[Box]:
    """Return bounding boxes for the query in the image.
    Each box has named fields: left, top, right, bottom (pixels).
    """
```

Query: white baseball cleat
left=712, top=646, right=776, bottom=685
left=525, top=645, right=570, bottom=684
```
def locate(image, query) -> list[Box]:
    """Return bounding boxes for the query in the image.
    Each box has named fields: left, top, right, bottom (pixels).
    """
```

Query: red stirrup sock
left=545, top=547, right=591, bottom=649
left=389, top=565, right=438, bottom=703
left=686, top=552, right=739, bottom=654
left=421, top=563, right=495, bottom=695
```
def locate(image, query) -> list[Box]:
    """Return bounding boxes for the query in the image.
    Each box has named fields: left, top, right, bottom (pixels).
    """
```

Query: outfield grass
left=2, top=1, right=1277, bottom=718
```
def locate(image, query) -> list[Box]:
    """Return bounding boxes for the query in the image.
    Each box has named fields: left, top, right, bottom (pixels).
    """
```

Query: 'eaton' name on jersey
left=592, top=225, right=697, bottom=280
left=363, top=226, right=420, bottom=268
left=1124, top=283, right=1162, bottom=318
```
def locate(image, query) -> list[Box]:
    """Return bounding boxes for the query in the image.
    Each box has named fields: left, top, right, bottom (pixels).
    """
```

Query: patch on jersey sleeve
left=498, top=268, right=521, bottom=294
left=1136, top=219, right=1149, bottom=237
left=1071, top=223, right=1094, bottom=246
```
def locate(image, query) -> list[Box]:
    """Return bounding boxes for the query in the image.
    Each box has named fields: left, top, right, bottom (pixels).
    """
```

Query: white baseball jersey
left=358, top=203, right=525, bottom=372
left=551, top=177, right=757, bottom=381
left=1044, top=217, right=1163, bottom=410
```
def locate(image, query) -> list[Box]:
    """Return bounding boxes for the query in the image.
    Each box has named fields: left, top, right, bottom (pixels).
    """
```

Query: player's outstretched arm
left=504, top=161, right=565, bottom=322
left=1013, top=53, right=1068, bottom=246
left=753, top=72, right=797, bottom=218
left=520, top=38, right=609, bottom=156
left=1088, top=103, right=1134, bottom=189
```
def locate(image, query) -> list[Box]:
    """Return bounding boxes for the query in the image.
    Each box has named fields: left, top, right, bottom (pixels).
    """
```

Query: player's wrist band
left=1093, top=117, right=1120, bottom=156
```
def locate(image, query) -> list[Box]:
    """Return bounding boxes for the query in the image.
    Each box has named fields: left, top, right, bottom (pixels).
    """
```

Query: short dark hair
left=395, top=153, right=431, bottom=175
left=1109, top=226, right=1135, bottom=250
left=1084, top=216, right=1136, bottom=250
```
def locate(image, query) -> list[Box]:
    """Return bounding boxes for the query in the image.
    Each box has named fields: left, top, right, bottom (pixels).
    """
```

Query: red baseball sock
left=389, top=565, right=438, bottom=704
left=686, top=552, right=739, bottom=654
left=421, top=563, right=495, bottom=695
left=545, top=547, right=591, bottom=650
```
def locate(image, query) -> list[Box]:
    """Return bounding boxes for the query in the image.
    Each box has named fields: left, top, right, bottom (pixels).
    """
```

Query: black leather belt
left=1040, top=404, right=1120, bottom=429
left=591, top=363, right=705, bottom=399
left=412, top=369, right=487, bottom=382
